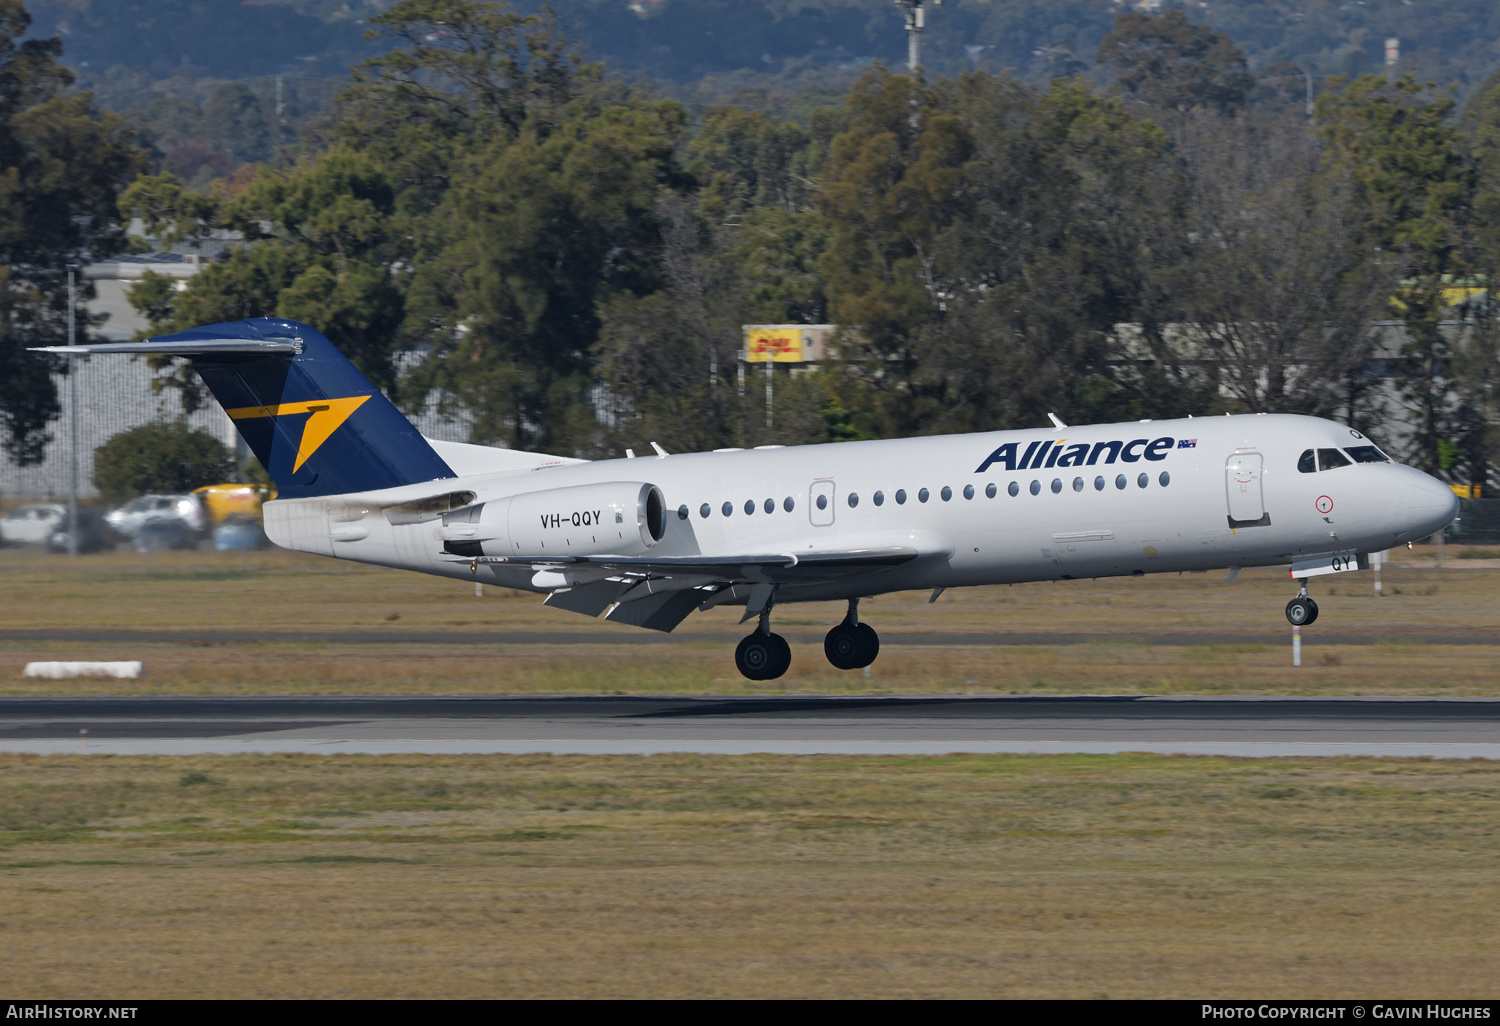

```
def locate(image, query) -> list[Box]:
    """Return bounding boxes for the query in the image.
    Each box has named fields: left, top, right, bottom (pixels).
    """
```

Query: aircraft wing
left=449, top=546, right=921, bottom=581
left=449, top=546, right=926, bottom=632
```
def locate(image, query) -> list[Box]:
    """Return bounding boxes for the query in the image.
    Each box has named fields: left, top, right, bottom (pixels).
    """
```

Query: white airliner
left=43, top=319, right=1460, bottom=680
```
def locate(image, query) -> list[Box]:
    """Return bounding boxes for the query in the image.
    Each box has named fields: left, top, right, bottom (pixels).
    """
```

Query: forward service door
left=1225, top=452, right=1268, bottom=527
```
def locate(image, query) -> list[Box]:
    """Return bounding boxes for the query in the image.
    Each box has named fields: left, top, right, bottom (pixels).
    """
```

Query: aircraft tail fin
left=35, top=318, right=454, bottom=499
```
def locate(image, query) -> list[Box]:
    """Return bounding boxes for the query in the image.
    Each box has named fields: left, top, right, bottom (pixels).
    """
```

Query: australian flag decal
left=1178, top=439, right=1197, bottom=448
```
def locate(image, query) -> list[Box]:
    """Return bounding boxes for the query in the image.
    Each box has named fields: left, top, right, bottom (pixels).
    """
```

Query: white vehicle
left=0, top=503, right=66, bottom=546
left=105, top=494, right=208, bottom=545
left=42, top=319, right=1459, bottom=680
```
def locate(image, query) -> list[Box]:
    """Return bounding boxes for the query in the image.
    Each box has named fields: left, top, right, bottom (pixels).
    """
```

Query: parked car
left=0, top=503, right=66, bottom=546
left=44, top=507, right=112, bottom=554
left=105, top=494, right=208, bottom=552
left=212, top=513, right=267, bottom=551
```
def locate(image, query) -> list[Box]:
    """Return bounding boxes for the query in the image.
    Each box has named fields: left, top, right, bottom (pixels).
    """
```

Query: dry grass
left=0, top=544, right=1492, bottom=635
left=6, top=638, right=1500, bottom=697
left=3, top=546, right=1499, bottom=695
left=1, top=752, right=1497, bottom=998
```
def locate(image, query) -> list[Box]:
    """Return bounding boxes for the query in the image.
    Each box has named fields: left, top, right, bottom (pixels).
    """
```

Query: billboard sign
left=745, top=327, right=804, bottom=363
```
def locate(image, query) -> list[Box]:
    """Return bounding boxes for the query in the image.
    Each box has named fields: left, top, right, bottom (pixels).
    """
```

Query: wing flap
left=604, top=589, right=703, bottom=632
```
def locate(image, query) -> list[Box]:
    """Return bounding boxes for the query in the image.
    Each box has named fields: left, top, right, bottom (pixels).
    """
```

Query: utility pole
left=765, top=353, right=773, bottom=429
left=66, top=264, right=78, bottom=558
left=894, top=0, right=941, bottom=74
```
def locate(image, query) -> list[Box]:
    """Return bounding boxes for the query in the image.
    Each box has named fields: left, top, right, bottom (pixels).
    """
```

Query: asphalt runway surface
left=3, top=629, right=1498, bottom=646
left=2, top=695, right=1499, bottom=758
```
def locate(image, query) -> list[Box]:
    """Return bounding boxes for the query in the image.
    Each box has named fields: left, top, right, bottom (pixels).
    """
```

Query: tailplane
left=36, top=318, right=454, bottom=499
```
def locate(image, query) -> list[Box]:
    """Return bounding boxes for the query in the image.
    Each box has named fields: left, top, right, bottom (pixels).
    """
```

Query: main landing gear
left=735, top=609, right=791, bottom=681
left=824, top=599, right=879, bottom=671
left=1285, top=577, right=1320, bottom=627
left=731, top=599, right=883, bottom=680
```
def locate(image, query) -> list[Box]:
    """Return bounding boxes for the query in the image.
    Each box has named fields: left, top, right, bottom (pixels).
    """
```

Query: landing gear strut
left=824, top=599, right=879, bottom=670
left=735, top=607, right=791, bottom=680
left=1285, top=577, right=1320, bottom=627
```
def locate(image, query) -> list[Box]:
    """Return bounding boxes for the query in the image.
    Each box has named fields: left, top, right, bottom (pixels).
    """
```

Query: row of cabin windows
left=1297, top=445, right=1390, bottom=473
left=677, top=471, right=1171, bottom=520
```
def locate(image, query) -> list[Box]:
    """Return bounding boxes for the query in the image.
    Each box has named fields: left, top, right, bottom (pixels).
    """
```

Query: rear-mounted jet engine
left=438, top=482, right=666, bottom=558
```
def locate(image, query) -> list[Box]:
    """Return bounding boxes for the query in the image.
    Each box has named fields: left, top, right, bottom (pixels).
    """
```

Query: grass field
left=1, top=546, right=1498, bottom=696
left=3, top=552, right=1497, bottom=998
left=1, top=752, right=1497, bottom=998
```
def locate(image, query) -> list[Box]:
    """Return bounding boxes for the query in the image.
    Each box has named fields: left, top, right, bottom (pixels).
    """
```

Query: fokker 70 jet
left=41, top=319, right=1460, bottom=680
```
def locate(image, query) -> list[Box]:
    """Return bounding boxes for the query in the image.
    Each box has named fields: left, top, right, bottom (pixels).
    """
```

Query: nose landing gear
left=824, top=599, right=880, bottom=670
left=1285, top=578, right=1320, bottom=626
left=735, top=607, right=791, bottom=680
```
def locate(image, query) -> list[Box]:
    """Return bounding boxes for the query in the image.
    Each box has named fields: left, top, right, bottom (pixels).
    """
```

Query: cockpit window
left=1317, top=447, right=1352, bottom=470
left=1297, top=449, right=1315, bottom=474
left=1345, top=445, right=1390, bottom=464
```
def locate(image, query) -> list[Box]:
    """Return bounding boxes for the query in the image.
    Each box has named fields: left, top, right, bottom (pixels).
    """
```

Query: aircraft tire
left=736, top=632, right=790, bottom=680
left=855, top=623, right=879, bottom=667
left=824, top=624, right=865, bottom=670
left=767, top=633, right=791, bottom=679
left=1285, top=597, right=1318, bottom=627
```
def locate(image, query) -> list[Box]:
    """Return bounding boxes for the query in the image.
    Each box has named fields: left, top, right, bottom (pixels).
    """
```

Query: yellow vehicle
left=192, top=484, right=273, bottom=526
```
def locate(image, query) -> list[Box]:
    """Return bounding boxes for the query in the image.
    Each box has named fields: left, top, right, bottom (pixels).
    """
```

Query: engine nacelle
left=440, top=482, right=666, bottom=558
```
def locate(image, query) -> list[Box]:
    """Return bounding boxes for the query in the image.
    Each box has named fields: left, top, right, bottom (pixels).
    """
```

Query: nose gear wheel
left=1285, top=596, right=1319, bottom=626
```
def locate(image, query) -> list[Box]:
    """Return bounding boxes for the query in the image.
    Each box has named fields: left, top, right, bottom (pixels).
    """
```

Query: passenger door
left=809, top=479, right=835, bottom=527
left=1225, top=452, right=1267, bottom=526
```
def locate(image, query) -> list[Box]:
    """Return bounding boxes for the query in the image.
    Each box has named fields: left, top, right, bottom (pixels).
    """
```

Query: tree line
left=5, top=1, right=1500, bottom=489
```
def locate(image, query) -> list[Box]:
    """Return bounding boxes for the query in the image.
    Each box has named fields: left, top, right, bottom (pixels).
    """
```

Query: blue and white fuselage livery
left=40, top=319, right=1460, bottom=680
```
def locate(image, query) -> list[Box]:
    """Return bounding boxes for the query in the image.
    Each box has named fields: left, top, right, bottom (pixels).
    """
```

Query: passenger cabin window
left=1298, top=449, right=1316, bottom=474
left=1345, top=445, right=1390, bottom=464
left=1317, top=448, right=1352, bottom=471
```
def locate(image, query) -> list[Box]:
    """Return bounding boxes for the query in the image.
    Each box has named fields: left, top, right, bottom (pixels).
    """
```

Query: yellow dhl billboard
left=745, top=327, right=805, bottom=363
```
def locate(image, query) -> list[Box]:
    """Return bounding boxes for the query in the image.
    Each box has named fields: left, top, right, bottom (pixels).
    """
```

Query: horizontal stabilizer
left=31, top=339, right=299, bottom=355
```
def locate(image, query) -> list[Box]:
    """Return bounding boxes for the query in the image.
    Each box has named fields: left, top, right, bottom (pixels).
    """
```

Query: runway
left=3, top=695, right=1499, bottom=758
left=3, top=628, right=1499, bottom=646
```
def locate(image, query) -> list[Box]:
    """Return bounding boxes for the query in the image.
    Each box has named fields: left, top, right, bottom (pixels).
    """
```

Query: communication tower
left=893, top=0, right=942, bottom=73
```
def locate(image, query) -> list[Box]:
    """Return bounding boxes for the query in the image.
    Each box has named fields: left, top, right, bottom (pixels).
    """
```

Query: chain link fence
left=0, top=356, right=475, bottom=502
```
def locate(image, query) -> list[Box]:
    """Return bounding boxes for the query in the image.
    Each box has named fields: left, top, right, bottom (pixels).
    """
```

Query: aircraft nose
left=1401, top=473, right=1460, bottom=540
